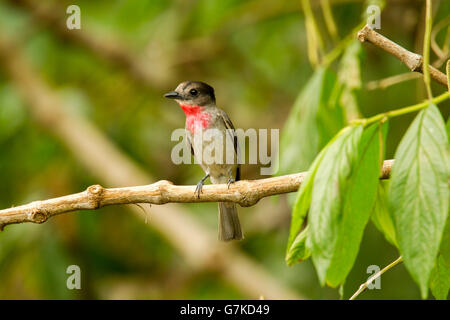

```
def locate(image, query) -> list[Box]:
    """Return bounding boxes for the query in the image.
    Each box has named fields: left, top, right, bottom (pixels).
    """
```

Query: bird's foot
left=227, top=178, right=235, bottom=189
left=195, top=181, right=203, bottom=199
left=195, top=173, right=210, bottom=199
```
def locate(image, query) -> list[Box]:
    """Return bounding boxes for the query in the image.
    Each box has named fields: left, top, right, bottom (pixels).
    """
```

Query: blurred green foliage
left=0, top=0, right=448, bottom=299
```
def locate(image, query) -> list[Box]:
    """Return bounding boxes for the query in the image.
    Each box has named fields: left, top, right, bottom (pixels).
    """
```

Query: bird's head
left=164, top=81, right=216, bottom=107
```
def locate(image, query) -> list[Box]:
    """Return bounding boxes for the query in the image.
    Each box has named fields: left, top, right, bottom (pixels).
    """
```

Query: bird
left=165, top=81, right=243, bottom=241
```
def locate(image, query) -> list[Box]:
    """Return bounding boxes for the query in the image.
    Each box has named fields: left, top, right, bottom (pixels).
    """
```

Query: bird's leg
left=195, top=173, right=210, bottom=198
left=227, top=167, right=236, bottom=189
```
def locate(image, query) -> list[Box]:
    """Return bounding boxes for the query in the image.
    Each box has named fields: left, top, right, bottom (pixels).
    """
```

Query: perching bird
left=165, top=81, right=243, bottom=241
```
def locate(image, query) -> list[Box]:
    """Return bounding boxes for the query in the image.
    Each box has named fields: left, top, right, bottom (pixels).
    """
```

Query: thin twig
left=0, top=160, right=395, bottom=230
left=366, top=57, right=448, bottom=91
left=366, top=72, right=421, bottom=90
left=349, top=256, right=403, bottom=300
left=358, top=25, right=449, bottom=89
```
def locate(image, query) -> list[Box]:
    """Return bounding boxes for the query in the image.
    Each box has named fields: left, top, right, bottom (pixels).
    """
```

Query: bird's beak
left=164, top=91, right=182, bottom=99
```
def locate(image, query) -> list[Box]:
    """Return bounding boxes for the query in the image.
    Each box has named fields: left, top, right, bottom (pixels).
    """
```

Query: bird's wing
left=219, top=110, right=241, bottom=181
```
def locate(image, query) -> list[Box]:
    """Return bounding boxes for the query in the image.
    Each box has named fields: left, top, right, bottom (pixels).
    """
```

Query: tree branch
left=349, top=256, right=403, bottom=300
left=358, top=25, right=449, bottom=89
left=0, top=34, right=302, bottom=299
left=0, top=160, right=394, bottom=230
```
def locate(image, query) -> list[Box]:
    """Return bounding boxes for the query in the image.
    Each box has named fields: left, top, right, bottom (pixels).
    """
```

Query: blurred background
left=0, top=0, right=448, bottom=299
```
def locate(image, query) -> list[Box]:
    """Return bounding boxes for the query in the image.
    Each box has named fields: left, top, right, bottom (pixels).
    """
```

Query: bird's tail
left=218, top=202, right=243, bottom=241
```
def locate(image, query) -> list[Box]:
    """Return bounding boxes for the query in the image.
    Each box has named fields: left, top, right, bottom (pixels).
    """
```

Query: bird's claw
left=195, top=173, right=210, bottom=198
left=227, top=178, right=235, bottom=189
left=195, top=181, right=204, bottom=199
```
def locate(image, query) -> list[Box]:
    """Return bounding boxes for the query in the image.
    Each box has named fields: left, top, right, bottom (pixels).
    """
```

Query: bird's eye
left=189, top=89, right=198, bottom=96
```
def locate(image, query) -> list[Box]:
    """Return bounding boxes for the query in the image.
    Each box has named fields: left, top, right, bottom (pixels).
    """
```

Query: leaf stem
left=320, top=0, right=339, bottom=43
left=322, top=22, right=365, bottom=67
left=349, top=256, right=403, bottom=300
left=447, top=60, right=450, bottom=93
left=423, top=0, right=433, bottom=100
left=322, top=1, right=387, bottom=68
left=302, top=0, right=325, bottom=68
left=359, top=91, right=450, bottom=127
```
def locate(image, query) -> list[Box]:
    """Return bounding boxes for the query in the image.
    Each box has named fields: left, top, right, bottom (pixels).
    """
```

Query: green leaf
left=430, top=255, right=450, bottom=300
left=286, top=225, right=311, bottom=266
left=446, top=116, right=450, bottom=137
left=326, top=123, right=385, bottom=286
left=306, top=125, right=363, bottom=285
left=441, top=215, right=450, bottom=268
left=286, top=124, right=355, bottom=265
left=389, top=104, right=449, bottom=299
left=279, top=67, right=345, bottom=175
left=442, top=117, right=450, bottom=266
left=371, top=180, right=398, bottom=247
left=338, top=41, right=362, bottom=91
left=338, top=40, right=363, bottom=121
left=286, top=141, right=331, bottom=254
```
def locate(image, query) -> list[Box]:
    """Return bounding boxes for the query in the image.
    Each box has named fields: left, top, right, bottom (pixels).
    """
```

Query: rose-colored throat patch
left=180, top=104, right=211, bottom=132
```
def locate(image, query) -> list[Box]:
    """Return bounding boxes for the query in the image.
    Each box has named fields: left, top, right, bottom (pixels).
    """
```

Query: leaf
left=441, top=215, right=450, bottom=268
left=286, top=225, right=311, bottom=266
left=446, top=116, right=450, bottom=137
left=371, top=180, right=398, bottom=247
left=442, top=117, right=450, bottom=266
left=338, top=40, right=363, bottom=121
left=430, top=255, right=450, bottom=300
left=325, top=122, right=386, bottom=286
left=338, top=40, right=362, bottom=91
left=279, top=67, right=345, bottom=175
left=286, top=140, right=331, bottom=254
left=286, top=126, right=351, bottom=265
left=305, top=125, right=363, bottom=285
left=389, top=104, right=449, bottom=299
